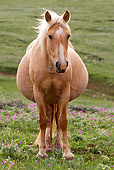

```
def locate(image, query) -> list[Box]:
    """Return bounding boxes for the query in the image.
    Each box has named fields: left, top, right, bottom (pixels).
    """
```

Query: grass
left=0, top=0, right=114, bottom=87
left=0, top=103, right=114, bottom=170
left=0, top=76, right=25, bottom=102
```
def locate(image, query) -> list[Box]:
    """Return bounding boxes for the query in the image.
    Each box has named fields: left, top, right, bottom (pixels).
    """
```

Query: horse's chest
left=41, top=78, right=65, bottom=94
left=40, top=78, right=65, bottom=103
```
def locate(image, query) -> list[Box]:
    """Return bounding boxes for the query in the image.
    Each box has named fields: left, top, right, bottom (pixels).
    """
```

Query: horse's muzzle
left=56, top=61, right=68, bottom=73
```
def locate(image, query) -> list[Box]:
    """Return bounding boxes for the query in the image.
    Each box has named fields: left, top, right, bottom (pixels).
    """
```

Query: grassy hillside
left=0, top=0, right=114, bottom=88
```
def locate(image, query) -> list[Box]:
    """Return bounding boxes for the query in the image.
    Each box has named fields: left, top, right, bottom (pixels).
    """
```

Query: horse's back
left=16, top=49, right=34, bottom=102
left=69, top=47, right=88, bottom=101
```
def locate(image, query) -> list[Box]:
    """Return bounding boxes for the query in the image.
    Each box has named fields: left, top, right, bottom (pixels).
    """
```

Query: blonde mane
left=35, top=11, right=71, bottom=54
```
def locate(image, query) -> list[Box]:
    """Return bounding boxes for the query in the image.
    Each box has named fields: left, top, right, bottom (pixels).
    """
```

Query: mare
left=16, top=10, right=88, bottom=159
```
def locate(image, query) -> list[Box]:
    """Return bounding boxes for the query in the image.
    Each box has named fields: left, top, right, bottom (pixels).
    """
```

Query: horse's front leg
left=33, top=86, right=48, bottom=158
left=59, top=85, right=74, bottom=160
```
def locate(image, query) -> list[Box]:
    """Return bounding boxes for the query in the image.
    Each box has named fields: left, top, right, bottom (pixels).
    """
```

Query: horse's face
left=45, top=11, right=71, bottom=73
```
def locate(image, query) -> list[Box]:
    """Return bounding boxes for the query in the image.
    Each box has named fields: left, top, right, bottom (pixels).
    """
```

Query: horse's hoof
left=63, top=152, right=74, bottom=160
left=36, top=152, right=48, bottom=159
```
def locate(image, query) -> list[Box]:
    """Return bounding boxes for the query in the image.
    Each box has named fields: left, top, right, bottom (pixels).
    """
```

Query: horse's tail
left=34, top=104, right=57, bottom=146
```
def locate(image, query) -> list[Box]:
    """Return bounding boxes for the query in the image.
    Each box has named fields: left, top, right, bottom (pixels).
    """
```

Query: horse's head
left=45, top=11, right=71, bottom=73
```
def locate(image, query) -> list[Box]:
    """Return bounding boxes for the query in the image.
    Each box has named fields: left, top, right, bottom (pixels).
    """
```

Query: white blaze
left=56, top=27, right=63, bottom=38
left=60, top=43, right=65, bottom=62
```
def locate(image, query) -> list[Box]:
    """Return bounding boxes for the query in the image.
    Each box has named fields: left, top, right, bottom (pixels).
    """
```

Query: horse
left=16, top=10, right=88, bottom=160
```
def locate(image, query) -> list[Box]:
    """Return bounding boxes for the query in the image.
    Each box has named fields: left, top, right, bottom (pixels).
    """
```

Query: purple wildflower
left=69, top=112, right=71, bottom=116
left=79, top=130, right=82, bottom=134
left=11, top=162, right=14, bottom=165
left=90, top=117, right=93, bottom=121
left=3, top=161, right=7, bottom=164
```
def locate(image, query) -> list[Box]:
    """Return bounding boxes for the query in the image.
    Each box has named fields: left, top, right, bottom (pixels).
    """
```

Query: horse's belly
left=69, top=48, right=88, bottom=101
left=16, top=53, right=34, bottom=102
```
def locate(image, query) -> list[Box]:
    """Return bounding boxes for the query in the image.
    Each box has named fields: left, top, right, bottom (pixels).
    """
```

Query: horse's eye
left=48, top=35, right=52, bottom=39
left=67, top=35, right=70, bottom=39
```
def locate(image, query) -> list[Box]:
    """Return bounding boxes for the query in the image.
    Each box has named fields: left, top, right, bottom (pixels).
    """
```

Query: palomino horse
left=16, top=10, right=88, bottom=160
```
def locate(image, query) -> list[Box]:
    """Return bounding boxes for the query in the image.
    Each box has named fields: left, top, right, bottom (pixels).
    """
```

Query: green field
left=0, top=0, right=114, bottom=169
left=0, top=0, right=114, bottom=88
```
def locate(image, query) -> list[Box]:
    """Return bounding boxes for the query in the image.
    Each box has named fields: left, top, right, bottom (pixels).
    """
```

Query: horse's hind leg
left=55, top=104, right=62, bottom=148
left=45, top=104, right=62, bottom=150
left=34, top=104, right=55, bottom=151
left=45, top=104, right=53, bottom=151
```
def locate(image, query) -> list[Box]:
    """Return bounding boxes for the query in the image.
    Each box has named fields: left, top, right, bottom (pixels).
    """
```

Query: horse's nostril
left=66, top=61, right=68, bottom=67
left=56, top=61, right=59, bottom=68
left=56, top=61, right=61, bottom=72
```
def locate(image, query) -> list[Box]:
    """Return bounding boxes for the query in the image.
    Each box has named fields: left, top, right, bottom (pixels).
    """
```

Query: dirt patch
left=87, top=81, right=114, bottom=96
left=0, top=100, right=25, bottom=109
left=79, top=51, right=104, bottom=64
left=71, top=147, right=101, bottom=155
left=0, top=72, right=16, bottom=77
left=68, top=105, right=99, bottom=112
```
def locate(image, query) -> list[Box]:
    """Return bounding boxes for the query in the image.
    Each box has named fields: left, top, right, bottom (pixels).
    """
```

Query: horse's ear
left=45, top=11, right=51, bottom=23
left=63, top=10, right=70, bottom=23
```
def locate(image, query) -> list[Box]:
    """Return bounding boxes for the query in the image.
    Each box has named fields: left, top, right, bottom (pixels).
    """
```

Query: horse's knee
left=39, top=117, right=49, bottom=130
